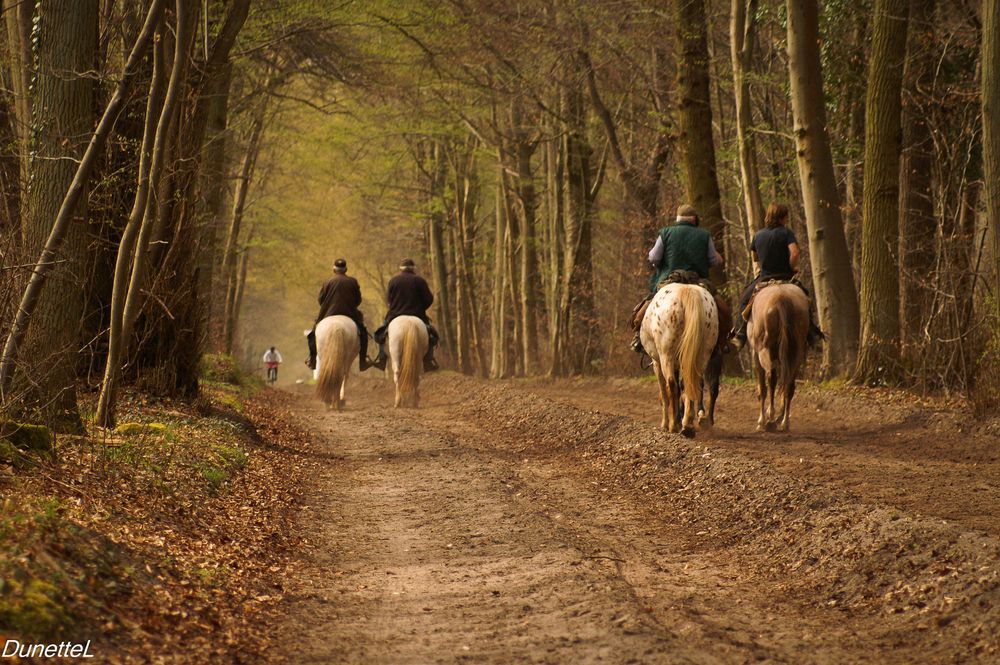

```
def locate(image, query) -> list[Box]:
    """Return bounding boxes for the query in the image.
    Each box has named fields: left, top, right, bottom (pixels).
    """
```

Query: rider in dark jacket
left=371, top=259, right=440, bottom=371
left=306, top=259, right=372, bottom=370
left=729, top=203, right=823, bottom=349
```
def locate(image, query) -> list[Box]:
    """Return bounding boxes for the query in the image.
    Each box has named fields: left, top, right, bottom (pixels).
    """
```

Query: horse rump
left=316, top=320, right=350, bottom=408
left=393, top=318, right=425, bottom=407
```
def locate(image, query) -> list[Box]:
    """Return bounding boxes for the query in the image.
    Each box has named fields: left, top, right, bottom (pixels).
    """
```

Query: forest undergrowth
left=0, top=356, right=317, bottom=663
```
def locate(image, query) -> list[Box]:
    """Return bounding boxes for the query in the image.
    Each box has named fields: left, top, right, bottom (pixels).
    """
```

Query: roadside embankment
left=0, top=360, right=319, bottom=663
left=455, top=377, right=1000, bottom=660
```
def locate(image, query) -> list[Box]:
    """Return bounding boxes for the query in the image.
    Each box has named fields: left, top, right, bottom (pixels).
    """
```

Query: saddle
left=741, top=277, right=805, bottom=321
left=632, top=271, right=716, bottom=331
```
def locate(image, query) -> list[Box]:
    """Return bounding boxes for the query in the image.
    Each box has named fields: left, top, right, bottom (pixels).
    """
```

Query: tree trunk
left=676, top=0, right=725, bottom=284
left=222, top=105, right=266, bottom=354
left=510, top=100, right=540, bottom=374
left=855, top=0, right=909, bottom=384
left=785, top=0, right=861, bottom=376
left=199, top=62, right=234, bottom=352
left=489, top=159, right=511, bottom=379
left=562, top=62, right=599, bottom=375
left=731, top=0, right=765, bottom=234
left=4, top=0, right=32, bottom=210
left=14, top=0, right=99, bottom=430
left=983, top=0, right=1000, bottom=317
left=898, top=0, right=936, bottom=360
left=95, top=17, right=167, bottom=427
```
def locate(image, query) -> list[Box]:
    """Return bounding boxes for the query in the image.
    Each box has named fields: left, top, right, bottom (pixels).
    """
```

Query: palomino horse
left=747, top=284, right=809, bottom=431
left=640, top=283, right=719, bottom=436
left=387, top=315, right=428, bottom=408
left=314, top=315, right=360, bottom=411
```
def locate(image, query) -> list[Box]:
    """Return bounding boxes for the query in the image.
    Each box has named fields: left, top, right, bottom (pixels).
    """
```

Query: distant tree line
left=1, top=0, right=998, bottom=432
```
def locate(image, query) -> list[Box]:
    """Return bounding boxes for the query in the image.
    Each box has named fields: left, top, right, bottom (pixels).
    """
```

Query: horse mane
left=397, top=319, right=422, bottom=402
left=677, top=286, right=707, bottom=408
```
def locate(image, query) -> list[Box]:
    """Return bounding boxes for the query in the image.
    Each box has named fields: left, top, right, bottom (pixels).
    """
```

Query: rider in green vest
left=630, top=204, right=732, bottom=353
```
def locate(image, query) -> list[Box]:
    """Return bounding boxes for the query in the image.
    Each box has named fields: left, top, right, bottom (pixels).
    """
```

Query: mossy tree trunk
left=18, top=0, right=99, bottom=431
left=676, top=0, right=725, bottom=285
left=785, top=0, right=861, bottom=376
left=855, top=0, right=910, bottom=384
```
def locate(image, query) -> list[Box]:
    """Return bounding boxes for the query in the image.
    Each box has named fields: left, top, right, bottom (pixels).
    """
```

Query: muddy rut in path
left=270, top=375, right=998, bottom=663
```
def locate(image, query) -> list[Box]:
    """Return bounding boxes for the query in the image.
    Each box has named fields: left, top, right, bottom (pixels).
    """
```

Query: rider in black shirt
left=730, top=203, right=823, bottom=349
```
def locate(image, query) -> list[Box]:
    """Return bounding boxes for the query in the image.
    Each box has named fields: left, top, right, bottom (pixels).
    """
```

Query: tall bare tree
left=731, top=0, right=764, bottom=235
left=785, top=0, right=860, bottom=376
left=855, top=0, right=910, bottom=383
left=676, top=0, right=725, bottom=283
left=898, top=0, right=936, bottom=359
left=15, top=0, right=99, bottom=430
left=984, top=0, right=1000, bottom=311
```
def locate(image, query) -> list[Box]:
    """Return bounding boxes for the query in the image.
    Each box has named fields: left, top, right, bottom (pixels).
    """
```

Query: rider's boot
left=371, top=343, right=388, bottom=371
left=305, top=329, right=317, bottom=369
left=423, top=343, right=439, bottom=372
left=630, top=330, right=643, bottom=353
left=358, top=325, right=372, bottom=371
left=714, top=295, right=733, bottom=354
left=423, top=324, right=440, bottom=371
left=630, top=296, right=653, bottom=353
left=730, top=319, right=748, bottom=351
left=806, top=313, right=826, bottom=347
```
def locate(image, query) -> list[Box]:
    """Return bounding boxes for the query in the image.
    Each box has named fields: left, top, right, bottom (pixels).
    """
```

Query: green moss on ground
left=0, top=578, right=71, bottom=639
left=114, top=422, right=168, bottom=437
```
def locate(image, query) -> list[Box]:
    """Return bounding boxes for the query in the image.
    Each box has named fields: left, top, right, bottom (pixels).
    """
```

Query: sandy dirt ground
left=268, top=373, right=999, bottom=664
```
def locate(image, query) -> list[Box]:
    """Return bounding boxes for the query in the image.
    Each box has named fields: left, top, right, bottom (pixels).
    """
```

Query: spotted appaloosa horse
left=315, top=315, right=360, bottom=411
left=747, top=284, right=809, bottom=432
left=387, top=315, right=428, bottom=408
left=640, top=283, right=719, bottom=437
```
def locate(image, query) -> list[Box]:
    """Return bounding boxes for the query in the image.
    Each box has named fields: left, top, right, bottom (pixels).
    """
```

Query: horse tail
left=775, top=299, right=796, bottom=404
left=316, top=322, right=348, bottom=405
left=678, top=287, right=706, bottom=407
left=397, top=320, right=422, bottom=399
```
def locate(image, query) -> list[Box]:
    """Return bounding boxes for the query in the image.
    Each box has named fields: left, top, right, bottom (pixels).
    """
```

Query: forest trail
left=268, top=374, right=999, bottom=663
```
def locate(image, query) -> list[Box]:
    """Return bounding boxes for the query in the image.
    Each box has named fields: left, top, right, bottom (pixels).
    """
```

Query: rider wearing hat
left=371, top=258, right=440, bottom=372
left=631, top=204, right=732, bottom=353
left=306, top=258, right=372, bottom=371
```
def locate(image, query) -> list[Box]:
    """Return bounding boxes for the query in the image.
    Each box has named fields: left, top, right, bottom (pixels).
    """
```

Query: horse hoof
left=755, top=424, right=765, bottom=433
left=765, top=421, right=778, bottom=432
left=681, top=427, right=696, bottom=439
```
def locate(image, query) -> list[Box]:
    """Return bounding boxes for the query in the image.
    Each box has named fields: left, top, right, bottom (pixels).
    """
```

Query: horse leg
left=393, top=367, right=402, bottom=408
left=779, top=373, right=796, bottom=431
left=700, top=351, right=721, bottom=429
left=652, top=360, right=668, bottom=430
left=765, top=367, right=779, bottom=431
left=681, top=391, right=698, bottom=438
left=666, top=372, right=681, bottom=434
left=755, top=360, right=768, bottom=432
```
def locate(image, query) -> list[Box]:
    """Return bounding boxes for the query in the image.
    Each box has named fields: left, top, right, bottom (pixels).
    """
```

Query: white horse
left=640, top=283, right=719, bottom=437
left=387, top=315, right=428, bottom=408
left=314, top=315, right=360, bottom=411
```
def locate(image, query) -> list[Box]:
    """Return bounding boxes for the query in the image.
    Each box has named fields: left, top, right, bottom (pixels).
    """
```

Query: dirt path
left=267, top=375, right=999, bottom=663
left=514, top=377, right=1000, bottom=538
